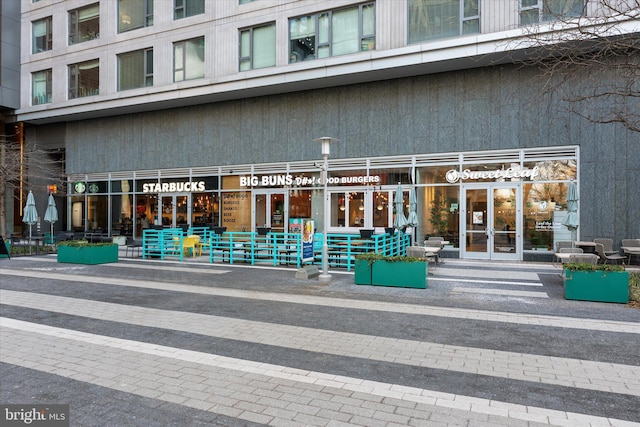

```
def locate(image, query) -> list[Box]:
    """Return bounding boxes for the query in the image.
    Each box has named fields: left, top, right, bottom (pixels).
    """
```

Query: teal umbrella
left=393, top=184, right=408, bottom=253
left=562, top=181, right=579, bottom=245
left=22, top=191, right=39, bottom=241
left=393, top=184, right=408, bottom=231
left=407, top=188, right=419, bottom=228
left=44, top=193, right=58, bottom=239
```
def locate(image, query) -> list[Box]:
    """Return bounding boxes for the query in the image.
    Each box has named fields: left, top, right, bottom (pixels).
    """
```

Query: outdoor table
left=575, top=241, right=597, bottom=254
left=419, top=245, right=442, bottom=264
left=554, top=252, right=575, bottom=265
left=622, top=247, right=640, bottom=264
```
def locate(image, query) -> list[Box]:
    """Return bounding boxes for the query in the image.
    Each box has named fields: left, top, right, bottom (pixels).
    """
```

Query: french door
left=160, top=193, right=190, bottom=229
left=461, top=184, right=520, bottom=260
left=254, top=191, right=287, bottom=233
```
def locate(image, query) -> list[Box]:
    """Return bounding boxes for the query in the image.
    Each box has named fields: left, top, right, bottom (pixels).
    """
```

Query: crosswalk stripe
left=0, top=318, right=632, bottom=427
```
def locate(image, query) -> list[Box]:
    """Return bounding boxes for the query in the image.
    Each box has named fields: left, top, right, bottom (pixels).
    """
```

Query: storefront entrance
left=461, top=184, right=520, bottom=260
left=160, top=193, right=190, bottom=229
left=254, top=191, right=287, bottom=233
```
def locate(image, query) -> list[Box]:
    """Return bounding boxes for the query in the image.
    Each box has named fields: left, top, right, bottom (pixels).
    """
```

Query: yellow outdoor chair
left=183, top=235, right=200, bottom=257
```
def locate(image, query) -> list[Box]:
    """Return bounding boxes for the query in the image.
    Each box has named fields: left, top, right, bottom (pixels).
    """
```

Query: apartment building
left=14, top=0, right=640, bottom=261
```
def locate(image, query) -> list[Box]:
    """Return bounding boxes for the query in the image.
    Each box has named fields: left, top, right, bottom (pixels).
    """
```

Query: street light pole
left=314, top=137, right=338, bottom=283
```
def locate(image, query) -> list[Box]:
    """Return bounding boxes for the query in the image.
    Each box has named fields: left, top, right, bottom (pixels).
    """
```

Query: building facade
left=14, top=0, right=640, bottom=261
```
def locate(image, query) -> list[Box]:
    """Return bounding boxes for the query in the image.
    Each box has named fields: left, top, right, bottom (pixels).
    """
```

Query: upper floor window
left=118, top=49, right=153, bottom=91
left=289, top=3, right=375, bottom=63
left=239, top=0, right=257, bottom=4
left=408, top=0, right=479, bottom=44
left=32, top=69, right=52, bottom=105
left=174, top=0, right=204, bottom=19
left=69, top=3, right=100, bottom=45
left=173, top=37, right=205, bottom=82
left=69, top=59, right=99, bottom=99
left=119, top=0, right=153, bottom=33
left=240, top=23, right=276, bottom=71
left=32, top=16, right=52, bottom=53
left=520, top=0, right=585, bottom=25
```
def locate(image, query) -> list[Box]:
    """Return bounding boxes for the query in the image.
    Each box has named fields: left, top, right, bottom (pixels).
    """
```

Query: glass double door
left=461, top=184, right=520, bottom=260
left=254, top=191, right=287, bottom=233
left=160, top=193, right=190, bottom=229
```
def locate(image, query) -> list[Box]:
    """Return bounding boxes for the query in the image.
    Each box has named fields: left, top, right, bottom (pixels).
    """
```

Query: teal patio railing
left=142, top=228, right=410, bottom=271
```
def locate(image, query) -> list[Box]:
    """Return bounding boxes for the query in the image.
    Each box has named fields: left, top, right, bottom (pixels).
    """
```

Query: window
left=69, top=3, right=99, bottom=44
left=289, top=3, right=375, bottom=63
left=520, top=0, right=584, bottom=25
left=240, top=24, right=276, bottom=71
left=68, top=60, right=99, bottom=99
left=239, top=0, right=257, bottom=4
left=118, top=0, right=153, bottom=33
left=173, top=37, right=205, bottom=82
left=32, top=16, right=52, bottom=53
left=118, top=49, right=153, bottom=91
left=32, top=69, right=52, bottom=105
left=174, top=0, right=204, bottom=19
left=408, top=0, right=479, bottom=44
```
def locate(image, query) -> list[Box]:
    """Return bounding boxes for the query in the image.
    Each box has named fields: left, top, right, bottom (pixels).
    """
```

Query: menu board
left=221, top=191, right=251, bottom=231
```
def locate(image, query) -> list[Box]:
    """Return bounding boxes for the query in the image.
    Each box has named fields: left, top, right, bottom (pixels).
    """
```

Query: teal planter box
left=1, top=241, right=9, bottom=258
left=354, top=259, right=373, bottom=285
left=57, top=244, right=119, bottom=265
left=373, top=260, right=426, bottom=288
left=564, top=269, right=629, bottom=303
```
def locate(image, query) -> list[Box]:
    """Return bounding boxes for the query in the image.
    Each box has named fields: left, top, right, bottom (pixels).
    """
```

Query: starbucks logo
left=74, top=182, right=86, bottom=193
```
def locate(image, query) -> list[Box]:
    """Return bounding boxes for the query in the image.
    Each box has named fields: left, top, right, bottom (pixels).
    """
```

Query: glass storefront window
left=524, top=160, right=576, bottom=181
left=112, top=179, right=132, bottom=193
left=192, top=192, right=218, bottom=226
left=87, top=195, right=108, bottom=231
left=87, top=181, right=108, bottom=194
left=330, top=191, right=366, bottom=228
left=135, top=194, right=157, bottom=236
left=421, top=186, right=460, bottom=247
left=523, top=182, right=573, bottom=250
left=348, top=192, right=366, bottom=228
left=70, top=195, right=85, bottom=231
left=417, top=165, right=458, bottom=184
left=372, top=191, right=391, bottom=228
left=136, top=179, right=158, bottom=192
left=289, top=190, right=312, bottom=219
left=112, top=193, right=133, bottom=236
left=368, top=168, right=411, bottom=186
left=221, top=191, right=251, bottom=231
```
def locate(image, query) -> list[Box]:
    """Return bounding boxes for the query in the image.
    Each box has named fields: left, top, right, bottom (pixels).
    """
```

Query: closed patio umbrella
left=44, top=193, right=58, bottom=241
left=22, top=190, right=38, bottom=241
left=406, top=187, right=419, bottom=244
left=407, top=187, right=419, bottom=227
left=562, top=181, right=579, bottom=246
left=393, top=184, right=408, bottom=231
left=393, top=184, right=408, bottom=253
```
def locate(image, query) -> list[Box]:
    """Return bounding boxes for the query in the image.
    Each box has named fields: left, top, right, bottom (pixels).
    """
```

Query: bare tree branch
left=1, top=134, right=66, bottom=238
left=509, top=0, right=640, bottom=132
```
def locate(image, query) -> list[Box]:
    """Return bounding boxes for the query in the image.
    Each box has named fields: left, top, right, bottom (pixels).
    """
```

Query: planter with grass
left=57, top=240, right=119, bottom=265
left=563, top=263, right=628, bottom=303
left=355, top=253, right=427, bottom=289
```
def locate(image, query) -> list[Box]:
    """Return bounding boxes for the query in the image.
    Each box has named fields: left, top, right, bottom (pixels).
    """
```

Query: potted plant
left=355, top=253, right=427, bottom=288
left=429, top=189, right=449, bottom=235
left=563, top=262, right=628, bottom=303
left=57, top=240, right=119, bottom=265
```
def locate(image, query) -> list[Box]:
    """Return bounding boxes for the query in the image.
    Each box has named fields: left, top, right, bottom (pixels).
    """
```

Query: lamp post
left=314, top=137, right=338, bottom=283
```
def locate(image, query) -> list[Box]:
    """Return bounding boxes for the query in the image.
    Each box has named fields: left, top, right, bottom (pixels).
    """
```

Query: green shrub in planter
left=354, top=253, right=427, bottom=288
left=57, top=240, right=119, bottom=265
left=563, top=263, right=628, bottom=303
